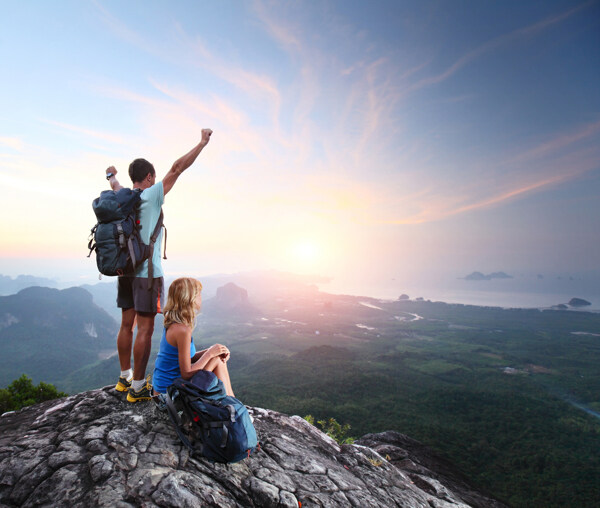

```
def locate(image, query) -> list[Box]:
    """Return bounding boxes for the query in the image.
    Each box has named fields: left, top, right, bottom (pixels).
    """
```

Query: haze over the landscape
left=1, top=1, right=599, bottom=299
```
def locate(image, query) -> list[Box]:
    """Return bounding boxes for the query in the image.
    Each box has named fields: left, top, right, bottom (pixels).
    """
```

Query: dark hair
left=128, top=158, right=156, bottom=183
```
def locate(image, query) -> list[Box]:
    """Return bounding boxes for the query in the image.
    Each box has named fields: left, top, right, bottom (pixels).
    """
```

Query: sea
left=318, top=272, right=600, bottom=312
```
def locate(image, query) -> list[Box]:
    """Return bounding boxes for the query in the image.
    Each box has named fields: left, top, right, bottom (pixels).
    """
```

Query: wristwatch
left=106, top=173, right=114, bottom=180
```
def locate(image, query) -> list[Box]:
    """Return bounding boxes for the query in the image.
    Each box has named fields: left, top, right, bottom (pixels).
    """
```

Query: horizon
left=2, top=266, right=600, bottom=312
left=1, top=1, right=599, bottom=290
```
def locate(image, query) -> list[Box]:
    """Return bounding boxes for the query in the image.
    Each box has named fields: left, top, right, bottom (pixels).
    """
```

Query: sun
left=291, top=240, right=320, bottom=266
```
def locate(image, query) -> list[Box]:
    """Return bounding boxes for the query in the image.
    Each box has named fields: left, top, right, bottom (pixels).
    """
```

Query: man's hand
left=201, top=129, right=213, bottom=146
left=106, top=166, right=117, bottom=177
left=163, top=130, right=213, bottom=195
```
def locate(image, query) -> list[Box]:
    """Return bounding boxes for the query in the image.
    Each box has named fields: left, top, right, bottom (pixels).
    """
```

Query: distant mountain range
left=1, top=270, right=595, bottom=395
left=77, top=271, right=323, bottom=322
left=80, top=281, right=120, bottom=321
left=0, top=272, right=316, bottom=392
left=0, top=286, right=117, bottom=389
left=0, top=274, right=57, bottom=295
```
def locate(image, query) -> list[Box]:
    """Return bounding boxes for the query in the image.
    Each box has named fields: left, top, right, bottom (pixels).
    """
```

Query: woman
left=152, top=277, right=234, bottom=397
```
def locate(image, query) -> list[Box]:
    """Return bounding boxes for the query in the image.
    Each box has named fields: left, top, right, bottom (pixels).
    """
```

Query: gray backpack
left=87, top=188, right=165, bottom=285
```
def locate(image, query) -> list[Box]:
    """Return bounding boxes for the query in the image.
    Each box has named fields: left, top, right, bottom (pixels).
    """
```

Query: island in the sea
left=568, top=297, right=592, bottom=307
left=462, top=271, right=513, bottom=281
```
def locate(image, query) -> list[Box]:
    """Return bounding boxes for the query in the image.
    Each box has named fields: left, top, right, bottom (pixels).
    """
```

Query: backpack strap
left=203, top=421, right=229, bottom=448
left=227, top=404, right=236, bottom=422
left=147, top=209, right=164, bottom=290
left=197, top=403, right=236, bottom=448
left=161, top=223, right=168, bottom=260
left=165, top=390, right=202, bottom=454
left=87, top=224, right=98, bottom=258
left=127, top=237, right=137, bottom=270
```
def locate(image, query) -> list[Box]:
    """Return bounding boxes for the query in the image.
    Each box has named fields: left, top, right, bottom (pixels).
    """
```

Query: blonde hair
left=163, top=277, right=203, bottom=329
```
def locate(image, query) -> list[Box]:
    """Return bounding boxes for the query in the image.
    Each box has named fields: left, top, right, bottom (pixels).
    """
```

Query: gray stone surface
left=0, top=387, right=505, bottom=507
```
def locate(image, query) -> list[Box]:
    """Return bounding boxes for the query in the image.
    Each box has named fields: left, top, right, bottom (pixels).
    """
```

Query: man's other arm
left=106, top=166, right=124, bottom=191
left=162, top=128, right=212, bottom=196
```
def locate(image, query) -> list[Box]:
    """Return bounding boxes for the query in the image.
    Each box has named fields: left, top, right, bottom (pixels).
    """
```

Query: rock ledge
left=0, top=387, right=503, bottom=507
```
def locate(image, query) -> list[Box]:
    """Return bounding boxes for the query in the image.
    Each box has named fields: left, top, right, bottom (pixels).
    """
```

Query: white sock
left=120, top=369, right=132, bottom=380
left=132, top=379, right=146, bottom=391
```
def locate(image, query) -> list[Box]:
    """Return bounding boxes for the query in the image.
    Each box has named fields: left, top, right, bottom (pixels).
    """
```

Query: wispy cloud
left=251, top=0, right=304, bottom=51
left=503, top=120, right=600, bottom=167
left=0, top=136, right=25, bottom=151
left=252, top=3, right=408, bottom=177
left=95, top=3, right=284, bottom=132
left=92, top=0, right=168, bottom=61
left=409, top=1, right=592, bottom=92
left=384, top=119, right=600, bottom=224
left=40, top=119, right=129, bottom=146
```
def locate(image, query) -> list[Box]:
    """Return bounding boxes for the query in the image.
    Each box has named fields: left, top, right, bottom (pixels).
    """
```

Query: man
left=106, top=128, right=213, bottom=402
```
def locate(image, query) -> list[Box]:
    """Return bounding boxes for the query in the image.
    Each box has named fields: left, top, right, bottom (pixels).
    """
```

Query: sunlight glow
left=291, top=241, right=321, bottom=267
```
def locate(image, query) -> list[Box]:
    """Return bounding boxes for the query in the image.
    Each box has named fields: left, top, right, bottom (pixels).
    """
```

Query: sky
left=0, top=0, right=599, bottom=295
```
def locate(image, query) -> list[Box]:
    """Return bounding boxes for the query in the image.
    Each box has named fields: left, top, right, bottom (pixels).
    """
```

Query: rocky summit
left=0, top=387, right=504, bottom=507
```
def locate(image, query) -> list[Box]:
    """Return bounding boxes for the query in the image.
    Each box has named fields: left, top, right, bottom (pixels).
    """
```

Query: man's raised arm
left=106, top=166, right=124, bottom=191
left=162, top=128, right=212, bottom=195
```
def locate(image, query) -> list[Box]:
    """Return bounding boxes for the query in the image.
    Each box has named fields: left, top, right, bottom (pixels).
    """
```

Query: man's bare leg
left=132, top=312, right=156, bottom=382
left=117, top=308, right=136, bottom=371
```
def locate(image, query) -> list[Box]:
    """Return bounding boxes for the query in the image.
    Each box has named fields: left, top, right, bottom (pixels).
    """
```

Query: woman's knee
left=214, top=359, right=230, bottom=376
left=205, top=357, right=220, bottom=372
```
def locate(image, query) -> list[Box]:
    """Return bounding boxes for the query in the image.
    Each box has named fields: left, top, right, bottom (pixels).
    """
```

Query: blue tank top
left=152, top=327, right=196, bottom=393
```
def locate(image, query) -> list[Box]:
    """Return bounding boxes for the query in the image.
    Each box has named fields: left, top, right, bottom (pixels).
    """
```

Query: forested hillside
left=0, top=287, right=117, bottom=387
left=206, top=298, right=600, bottom=507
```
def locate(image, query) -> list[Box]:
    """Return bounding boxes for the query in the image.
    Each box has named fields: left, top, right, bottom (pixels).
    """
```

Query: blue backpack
left=87, top=188, right=165, bottom=283
left=165, top=370, right=258, bottom=463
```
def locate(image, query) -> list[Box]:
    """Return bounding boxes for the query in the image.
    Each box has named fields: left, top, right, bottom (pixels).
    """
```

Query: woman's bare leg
left=204, top=357, right=235, bottom=397
left=214, top=361, right=234, bottom=397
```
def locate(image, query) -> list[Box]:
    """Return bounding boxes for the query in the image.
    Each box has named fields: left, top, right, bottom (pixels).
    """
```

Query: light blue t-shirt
left=135, top=181, right=164, bottom=278
left=153, top=327, right=197, bottom=394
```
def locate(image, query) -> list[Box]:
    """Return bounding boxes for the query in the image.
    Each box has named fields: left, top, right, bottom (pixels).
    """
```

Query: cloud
left=0, top=137, right=25, bottom=151
left=409, top=1, right=592, bottom=92
left=249, top=5, right=408, bottom=178
left=451, top=175, right=569, bottom=215
left=251, top=0, right=304, bottom=52
left=384, top=119, right=600, bottom=224
left=95, top=1, right=283, bottom=115
left=96, top=0, right=403, bottom=191
left=92, top=0, right=168, bottom=61
left=502, top=120, right=600, bottom=167
left=40, top=119, right=130, bottom=146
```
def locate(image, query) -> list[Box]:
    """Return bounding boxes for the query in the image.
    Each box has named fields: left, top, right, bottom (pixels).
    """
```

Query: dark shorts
left=117, top=276, right=164, bottom=314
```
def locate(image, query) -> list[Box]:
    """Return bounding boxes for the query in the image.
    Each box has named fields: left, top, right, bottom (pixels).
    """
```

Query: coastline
left=318, top=282, right=600, bottom=313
